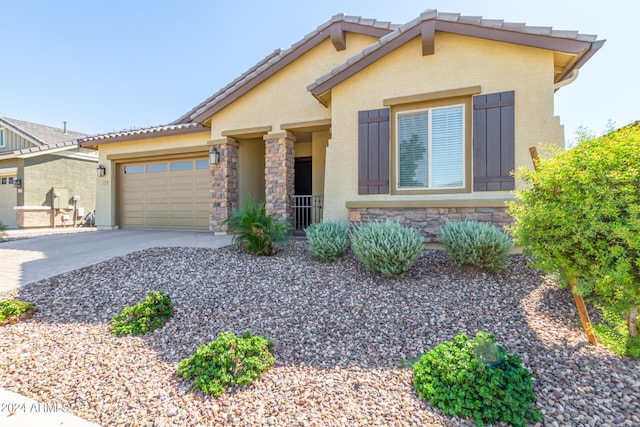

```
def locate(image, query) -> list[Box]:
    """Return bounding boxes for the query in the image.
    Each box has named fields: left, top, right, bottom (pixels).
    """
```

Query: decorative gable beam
left=421, top=20, right=435, bottom=55
left=330, top=24, right=347, bottom=51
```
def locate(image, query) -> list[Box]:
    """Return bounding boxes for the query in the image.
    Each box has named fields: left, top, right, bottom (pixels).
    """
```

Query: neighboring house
left=0, top=117, right=97, bottom=228
left=79, top=9, right=603, bottom=240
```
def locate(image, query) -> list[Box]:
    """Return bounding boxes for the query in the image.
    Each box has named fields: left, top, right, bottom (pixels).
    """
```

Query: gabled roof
left=78, top=122, right=207, bottom=147
left=0, top=117, right=86, bottom=147
left=308, top=9, right=605, bottom=100
left=0, top=140, right=80, bottom=161
left=174, top=14, right=399, bottom=125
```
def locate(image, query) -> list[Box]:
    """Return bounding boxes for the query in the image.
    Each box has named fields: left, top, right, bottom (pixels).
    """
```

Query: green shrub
left=439, top=221, right=514, bottom=272
left=176, top=331, right=275, bottom=397
left=350, top=220, right=423, bottom=277
left=0, top=299, right=36, bottom=325
left=224, top=199, right=292, bottom=256
left=592, top=307, right=640, bottom=358
left=413, top=332, right=543, bottom=427
left=0, top=221, right=6, bottom=240
left=109, top=291, right=173, bottom=335
left=509, top=122, right=640, bottom=339
left=305, top=221, right=350, bottom=261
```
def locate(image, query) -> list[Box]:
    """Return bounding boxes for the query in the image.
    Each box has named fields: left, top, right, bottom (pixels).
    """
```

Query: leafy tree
left=509, top=122, right=640, bottom=339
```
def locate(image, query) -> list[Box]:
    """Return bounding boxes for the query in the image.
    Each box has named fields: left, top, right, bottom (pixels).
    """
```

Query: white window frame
left=0, top=128, right=5, bottom=148
left=395, top=103, right=466, bottom=191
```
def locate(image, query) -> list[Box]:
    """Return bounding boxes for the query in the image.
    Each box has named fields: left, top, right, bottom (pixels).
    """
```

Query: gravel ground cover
left=0, top=242, right=638, bottom=426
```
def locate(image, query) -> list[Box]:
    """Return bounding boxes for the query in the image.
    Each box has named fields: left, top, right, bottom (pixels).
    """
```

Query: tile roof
left=3, top=140, right=80, bottom=157
left=77, top=122, right=207, bottom=145
left=0, top=117, right=86, bottom=146
left=308, top=9, right=604, bottom=96
left=173, top=14, right=399, bottom=124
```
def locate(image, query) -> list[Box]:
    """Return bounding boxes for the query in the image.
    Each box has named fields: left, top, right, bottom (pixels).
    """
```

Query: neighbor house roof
left=0, top=118, right=97, bottom=161
left=174, top=14, right=399, bottom=125
left=308, top=10, right=605, bottom=100
left=0, top=117, right=86, bottom=147
left=78, top=122, right=208, bottom=147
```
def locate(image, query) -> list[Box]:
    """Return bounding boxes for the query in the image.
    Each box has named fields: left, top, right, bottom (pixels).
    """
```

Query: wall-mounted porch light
left=97, top=164, right=106, bottom=177
left=13, top=178, right=22, bottom=188
left=209, top=147, right=220, bottom=164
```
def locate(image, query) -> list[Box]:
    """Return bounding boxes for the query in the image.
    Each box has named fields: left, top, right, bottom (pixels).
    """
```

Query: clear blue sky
left=1, top=0, right=635, bottom=145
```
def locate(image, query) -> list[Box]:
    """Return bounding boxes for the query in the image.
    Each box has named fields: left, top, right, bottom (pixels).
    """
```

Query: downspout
left=554, top=69, right=579, bottom=92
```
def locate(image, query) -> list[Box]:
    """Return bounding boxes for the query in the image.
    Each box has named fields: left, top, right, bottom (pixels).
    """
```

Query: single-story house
left=0, top=117, right=97, bottom=228
left=79, top=9, right=603, bottom=240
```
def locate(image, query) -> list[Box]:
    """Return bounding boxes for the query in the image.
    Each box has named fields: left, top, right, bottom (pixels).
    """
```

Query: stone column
left=208, top=137, right=239, bottom=233
left=264, top=131, right=295, bottom=219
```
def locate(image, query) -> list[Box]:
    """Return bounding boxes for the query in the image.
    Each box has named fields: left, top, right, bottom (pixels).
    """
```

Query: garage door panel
left=125, top=179, right=145, bottom=189
left=169, top=175, right=195, bottom=186
left=120, top=158, right=210, bottom=230
left=195, top=174, right=210, bottom=185
left=123, top=191, right=145, bottom=202
left=122, top=203, right=144, bottom=213
left=145, top=190, right=168, bottom=201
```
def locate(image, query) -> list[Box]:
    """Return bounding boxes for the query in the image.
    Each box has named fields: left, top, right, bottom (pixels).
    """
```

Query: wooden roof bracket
left=330, top=23, right=347, bottom=51
left=421, top=20, right=435, bottom=56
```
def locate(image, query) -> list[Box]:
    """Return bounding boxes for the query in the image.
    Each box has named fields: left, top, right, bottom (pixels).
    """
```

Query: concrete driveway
left=0, top=229, right=232, bottom=292
left=1, top=229, right=232, bottom=426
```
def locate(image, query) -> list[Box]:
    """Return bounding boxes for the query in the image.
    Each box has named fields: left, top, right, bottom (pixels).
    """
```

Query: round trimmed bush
left=305, top=221, right=350, bottom=262
left=109, top=291, right=173, bottom=335
left=439, top=220, right=513, bottom=272
left=350, top=220, right=423, bottom=277
left=413, top=332, right=542, bottom=427
left=176, top=332, right=275, bottom=398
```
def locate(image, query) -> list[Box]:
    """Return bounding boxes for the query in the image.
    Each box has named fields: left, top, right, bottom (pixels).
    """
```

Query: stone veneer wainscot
left=347, top=205, right=512, bottom=242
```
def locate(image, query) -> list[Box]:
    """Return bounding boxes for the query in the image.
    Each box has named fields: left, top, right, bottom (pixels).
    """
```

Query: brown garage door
left=119, top=158, right=210, bottom=230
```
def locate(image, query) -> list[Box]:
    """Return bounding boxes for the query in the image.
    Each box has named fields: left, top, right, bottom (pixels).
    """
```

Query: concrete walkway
left=0, top=388, right=101, bottom=427
left=0, top=228, right=232, bottom=426
left=0, top=229, right=232, bottom=292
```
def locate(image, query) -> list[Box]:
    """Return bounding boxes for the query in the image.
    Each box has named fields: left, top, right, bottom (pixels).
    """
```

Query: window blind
left=431, top=106, right=463, bottom=188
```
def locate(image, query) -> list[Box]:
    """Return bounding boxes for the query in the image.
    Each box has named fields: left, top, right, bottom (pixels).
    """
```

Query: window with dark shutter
left=358, top=108, right=390, bottom=194
left=472, top=91, right=515, bottom=191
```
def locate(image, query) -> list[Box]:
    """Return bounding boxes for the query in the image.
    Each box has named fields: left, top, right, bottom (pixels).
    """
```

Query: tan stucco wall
left=323, top=32, right=565, bottom=220
left=238, top=137, right=265, bottom=209
left=95, top=131, right=210, bottom=229
left=311, top=131, right=328, bottom=197
left=209, top=33, right=380, bottom=139
left=294, top=142, right=311, bottom=157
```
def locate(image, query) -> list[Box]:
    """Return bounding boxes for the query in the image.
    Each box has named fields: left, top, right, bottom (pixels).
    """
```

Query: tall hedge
left=508, top=123, right=640, bottom=338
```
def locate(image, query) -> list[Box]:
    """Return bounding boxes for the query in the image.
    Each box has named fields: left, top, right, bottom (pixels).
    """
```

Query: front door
left=293, top=157, right=312, bottom=230
left=294, top=157, right=312, bottom=195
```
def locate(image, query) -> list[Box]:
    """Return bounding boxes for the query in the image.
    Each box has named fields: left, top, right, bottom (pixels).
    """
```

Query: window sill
left=345, top=195, right=514, bottom=209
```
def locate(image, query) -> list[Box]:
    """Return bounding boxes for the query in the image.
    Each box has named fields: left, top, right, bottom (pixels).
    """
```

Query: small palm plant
left=224, top=199, right=292, bottom=256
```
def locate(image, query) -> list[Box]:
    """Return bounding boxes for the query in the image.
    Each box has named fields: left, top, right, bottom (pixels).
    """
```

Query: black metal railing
left=291, top=195, right=323, bottom=231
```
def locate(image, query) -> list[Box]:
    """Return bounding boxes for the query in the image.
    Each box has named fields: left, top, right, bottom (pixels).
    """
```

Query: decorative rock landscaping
left=0, top=242, right=638, bottom=426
